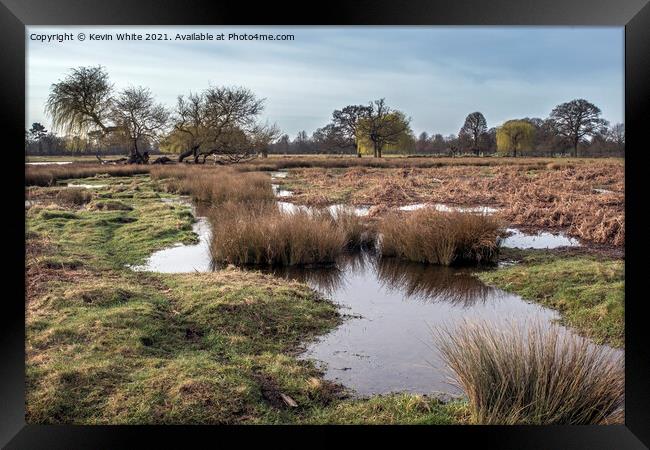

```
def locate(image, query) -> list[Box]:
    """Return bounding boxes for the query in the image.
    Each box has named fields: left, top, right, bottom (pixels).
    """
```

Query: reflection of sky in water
left=266, top=252, right=566, bottom=397
left=501, top=228, right=580, bottom=249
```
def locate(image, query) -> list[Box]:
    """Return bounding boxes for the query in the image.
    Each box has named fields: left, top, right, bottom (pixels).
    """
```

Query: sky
left=26, top=26, right=624, bottom=137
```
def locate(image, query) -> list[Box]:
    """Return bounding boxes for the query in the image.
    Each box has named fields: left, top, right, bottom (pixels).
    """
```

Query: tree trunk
left=178, top=145, right=199, bottom=163
left=126, top=140, right=147, bottom=164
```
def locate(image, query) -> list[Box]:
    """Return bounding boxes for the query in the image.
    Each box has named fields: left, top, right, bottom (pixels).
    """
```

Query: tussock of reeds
left=150, top=165, right=274, bottom=204
left=436, top=320, right=624, bottom=425
left=379, top=209, right=503, bottom=265
left=152, top=165, right=377, bottom=266
left=209, top=202, right=347, bottom=266
left=55, top=187, right=92, bottom=206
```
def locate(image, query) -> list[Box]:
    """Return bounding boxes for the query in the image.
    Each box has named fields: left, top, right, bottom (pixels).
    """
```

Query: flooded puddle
left=272, top=184, right=293, bottom=198
left=267, top=253, right=568, bottom=396
left=133, top=195, right=607, bottom=396
left=501, top=228, right=580, bottom=249
left=67, top=183, right=109, bottom=189
left=26, top=161, right=73, bottom=165
left=131, top=202, right=213, bottom=272
left=277, top=201, right=370, bottom=217
left=399, top=203, right=499, bottom=214
left=270, top=171, right=288, bottom=179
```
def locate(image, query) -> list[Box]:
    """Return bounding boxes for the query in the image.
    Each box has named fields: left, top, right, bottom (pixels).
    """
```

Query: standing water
left=267, top=253, right=562, bottom=396
left=132, top=178, right=603, bottom=396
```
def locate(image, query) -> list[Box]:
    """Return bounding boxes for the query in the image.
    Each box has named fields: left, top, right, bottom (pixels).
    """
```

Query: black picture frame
left=2, top=0, right=648, bottom=447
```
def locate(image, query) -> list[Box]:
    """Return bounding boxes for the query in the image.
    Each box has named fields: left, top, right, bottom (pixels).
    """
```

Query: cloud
left=26, top=26, right=624, bottom=135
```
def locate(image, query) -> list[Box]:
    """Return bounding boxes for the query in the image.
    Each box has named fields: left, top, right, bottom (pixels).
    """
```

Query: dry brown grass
left=55, top=188, right=93, bottom=206
left=236, top=155, right=589, bottom=172
left=150, top=165, right=274, bottom=204
left=379, top=209, right=504, bottom=265
left=436, top=320, right=624, bottom=425
left=209, top=202, right=347, bottom=266
left=284, top=161, right=624, bottom=246
left=26, top=164, right=151, bottom=186
left=152, top=165, right=371, bottom=266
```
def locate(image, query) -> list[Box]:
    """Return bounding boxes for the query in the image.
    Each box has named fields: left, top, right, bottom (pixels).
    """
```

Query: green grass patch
left=26, top=175, right=462, bottom=424
left=478, top=255, right=624, bottom=347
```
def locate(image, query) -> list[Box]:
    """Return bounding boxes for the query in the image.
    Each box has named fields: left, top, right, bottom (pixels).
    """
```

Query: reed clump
left=55, top=187, right=93, bottom=206
left=150, top=165, right=274, bottom=205
left=435, top=320, right=624, bottom=425
left=209, top=202, right=347, bottom=266
left=379, top=209, right=503, bottom=266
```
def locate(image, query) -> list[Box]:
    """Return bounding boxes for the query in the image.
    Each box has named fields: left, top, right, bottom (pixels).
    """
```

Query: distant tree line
left=27, top=65, right=624, bottom=162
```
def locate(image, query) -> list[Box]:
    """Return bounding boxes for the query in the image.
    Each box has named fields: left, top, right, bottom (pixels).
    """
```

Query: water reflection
left=375, top=257, right=497, bottom=307
left=276, top=250, right=561, bottom=396
left=266, top=252, right=496, bottom=307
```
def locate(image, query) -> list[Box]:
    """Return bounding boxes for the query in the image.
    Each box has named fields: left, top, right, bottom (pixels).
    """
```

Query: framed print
left=2, top=0, right=649, bottom=447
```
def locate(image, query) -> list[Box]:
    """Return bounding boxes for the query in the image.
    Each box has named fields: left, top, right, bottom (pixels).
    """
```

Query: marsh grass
left=379, top=209, right=503, bottom=265
left=26, top=164, right=150, bottom=186
left=55, top=187, right=93, bottom=206
left=154, top=165, right=376, bottom=266
left=151, top=165, right=274, bottom=204
left=209, top=202, right=347, bottom=266
left=236, top=156, right=600, bottom=172
left=435, top=320, right=624, bottom=425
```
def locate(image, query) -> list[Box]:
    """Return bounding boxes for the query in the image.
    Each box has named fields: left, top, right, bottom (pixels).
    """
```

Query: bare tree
left=332, top=105, right=372, bottom=157
left=459, top=112, right=487, bottom=156
left=608, top=123, right=625, bottom=148
left=549, top=99, right=608, bottom=157
left=174, top=86, right=267, bottom=163
left=312, top=123, right=355, bottom=154
left=360, top=99, right=411, bottom=158
left=111, top=87, right=169, bottom=164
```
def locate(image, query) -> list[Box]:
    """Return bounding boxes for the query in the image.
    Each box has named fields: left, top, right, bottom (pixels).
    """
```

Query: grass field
left=24, top=156, right=624, bottom=424
left=25, top=174, right=466, bottom=424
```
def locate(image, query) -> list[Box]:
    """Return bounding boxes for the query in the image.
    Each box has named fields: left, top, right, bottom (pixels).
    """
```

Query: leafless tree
left=174, top=86, right=270, bottom=163
left=332, top=105, right=372, bottom=157
left=608, top=123, right=625, bottom=148
left=312, top=123, right=354, bottom=153
left=459, top=112, right=487, bottom=156
left=549, top=99, right=608, bottom=157
left=111, top=87, right=169, bottom=164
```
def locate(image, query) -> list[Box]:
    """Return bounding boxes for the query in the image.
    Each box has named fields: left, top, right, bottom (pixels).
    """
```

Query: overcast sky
left=26, top=26, right=624, bottom=137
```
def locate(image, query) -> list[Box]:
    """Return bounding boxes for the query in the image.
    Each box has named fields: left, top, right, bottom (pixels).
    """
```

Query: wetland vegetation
left=25, top=159, right=624, bottom=425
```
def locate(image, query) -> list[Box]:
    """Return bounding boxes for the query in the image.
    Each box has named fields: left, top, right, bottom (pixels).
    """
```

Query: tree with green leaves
left=28, top=122, right=48, bottom=142
left=46, top=66, right=114, bottom=136
left=549, top=99, right=608, bottom=157
left=496, top=120, right=535, bottom=157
